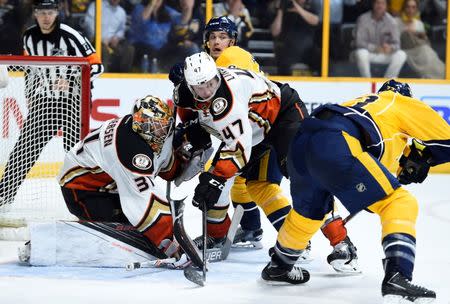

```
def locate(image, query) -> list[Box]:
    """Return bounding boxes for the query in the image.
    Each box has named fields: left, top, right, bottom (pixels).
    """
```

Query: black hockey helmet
left=33, top=0, right=59, bottom=9
left=378, top=79, right=412, bottom=97
left=203, top=16, right=238, bottom=52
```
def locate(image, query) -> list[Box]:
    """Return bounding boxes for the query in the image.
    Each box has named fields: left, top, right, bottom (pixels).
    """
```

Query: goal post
left=0, top=55, right=91, bottom=239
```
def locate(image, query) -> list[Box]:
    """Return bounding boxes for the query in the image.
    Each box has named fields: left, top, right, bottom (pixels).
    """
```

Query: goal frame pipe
left=0, top=55, right=91, bottom=139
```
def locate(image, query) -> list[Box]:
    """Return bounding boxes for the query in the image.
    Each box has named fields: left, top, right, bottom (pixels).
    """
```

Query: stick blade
left=183, top=266, right=205, bottom=287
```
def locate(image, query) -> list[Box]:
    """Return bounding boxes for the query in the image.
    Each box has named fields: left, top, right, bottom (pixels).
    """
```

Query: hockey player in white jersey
left=172, top=52, right=307, bottom=255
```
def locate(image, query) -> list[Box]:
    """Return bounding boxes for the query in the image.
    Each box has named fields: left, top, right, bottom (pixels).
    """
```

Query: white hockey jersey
left=58, top=114, right=175, bottom=233
left=174, top=67, right=281, bottom=179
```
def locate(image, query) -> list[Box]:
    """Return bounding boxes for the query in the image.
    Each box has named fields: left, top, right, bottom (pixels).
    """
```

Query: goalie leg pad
left=24, top=221, right=167, bottom=267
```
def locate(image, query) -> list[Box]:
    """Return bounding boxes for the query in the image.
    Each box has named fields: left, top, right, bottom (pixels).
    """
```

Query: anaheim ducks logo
left=132, top=154, right=152, bottom=170
left=211, top=97, right=228, bottom=115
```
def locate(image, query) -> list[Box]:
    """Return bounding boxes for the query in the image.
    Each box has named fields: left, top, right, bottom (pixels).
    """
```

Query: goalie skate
left=18, top=241, right=31, bottom=264
left=232, top=227, right=263, bottom=249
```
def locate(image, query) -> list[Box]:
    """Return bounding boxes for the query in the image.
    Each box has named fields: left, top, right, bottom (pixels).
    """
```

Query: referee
left=0, top=0, right=104, bottom=205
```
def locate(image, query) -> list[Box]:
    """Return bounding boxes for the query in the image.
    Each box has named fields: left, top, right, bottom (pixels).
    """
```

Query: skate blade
left=383, top=295, right=436, bottom=304
left=232, top=240, right=263, bottom=250
left=329, top=260, right=361, bottom=274
left=259, top=278, right=307, bottom=286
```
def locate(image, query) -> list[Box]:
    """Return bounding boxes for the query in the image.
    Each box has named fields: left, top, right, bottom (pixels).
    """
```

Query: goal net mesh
left=0, top=57, right=90, bottom=238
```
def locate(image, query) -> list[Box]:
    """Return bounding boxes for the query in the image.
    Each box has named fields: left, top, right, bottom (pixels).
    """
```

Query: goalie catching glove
left=193, top=172, right=226, bottom=211
left=397, top=139, right=432, bottom=185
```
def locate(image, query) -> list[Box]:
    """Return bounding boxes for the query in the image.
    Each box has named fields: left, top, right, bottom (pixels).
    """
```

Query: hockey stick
left=220, top=204, right=244, bottom=260
left=126, top=204, right=244, bottom=271
left=167, top=182, right=205, bottom=286
left=343, top=212, right=360, bottom=225
left=126, top=257, right=178, bottom=270
left=202, top=202, right=207, bottom=281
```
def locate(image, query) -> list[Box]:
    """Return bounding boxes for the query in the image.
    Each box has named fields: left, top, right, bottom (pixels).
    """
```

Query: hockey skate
left=327, top=237, right=360, bottom=273
left=232, top=227, right=263, bottom=249
left=382, top=272, right=436, bottom=304
left=193, top=235, right=226, bottom=250
left=296, top=241, right=313, bottom=263
left=261, top=261, right=310, bottom=285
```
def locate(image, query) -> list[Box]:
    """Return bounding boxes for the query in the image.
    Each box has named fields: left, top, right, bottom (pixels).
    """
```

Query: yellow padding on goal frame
left=0, top=162, right=63, bottom=179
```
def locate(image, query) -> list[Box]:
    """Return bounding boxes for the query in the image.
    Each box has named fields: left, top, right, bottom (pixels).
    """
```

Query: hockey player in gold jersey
left=262, top=79, right=449, bottom=302
left=170, top=16, right=359, bottom=272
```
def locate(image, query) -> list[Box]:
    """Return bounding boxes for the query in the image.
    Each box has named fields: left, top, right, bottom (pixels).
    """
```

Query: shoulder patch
left=132, top=154, right=153, bottom=170
left=210, top=78, right=233, bottom=121
left=116, top=115, right=155, bottom=174
left=211, top=97, right=228, bottom=116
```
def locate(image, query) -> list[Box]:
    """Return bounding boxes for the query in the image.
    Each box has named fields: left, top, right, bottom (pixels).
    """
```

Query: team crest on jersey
left=132, top=154, right=152, bottom=170
left=211, top=98, right=228, bottom=115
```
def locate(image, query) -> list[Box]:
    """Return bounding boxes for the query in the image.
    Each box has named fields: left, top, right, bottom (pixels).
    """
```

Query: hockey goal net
left=0, top=56, right=90, bottom=239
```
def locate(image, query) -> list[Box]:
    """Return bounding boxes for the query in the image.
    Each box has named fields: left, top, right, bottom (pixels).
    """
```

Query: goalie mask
left=132, top=95, right=174, bottom=153
left=378, top=79, right=412, bottom=97
left=184, top=52, right=221, bottom=106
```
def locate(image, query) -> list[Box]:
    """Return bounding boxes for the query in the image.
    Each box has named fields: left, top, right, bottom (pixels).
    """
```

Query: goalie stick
left=126, top=204, right=244, bottom=271
left=126, top=257, right=178, bottom=270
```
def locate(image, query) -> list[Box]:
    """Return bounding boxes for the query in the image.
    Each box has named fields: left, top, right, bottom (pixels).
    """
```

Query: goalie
left=20, top=95, right=210, bottom=268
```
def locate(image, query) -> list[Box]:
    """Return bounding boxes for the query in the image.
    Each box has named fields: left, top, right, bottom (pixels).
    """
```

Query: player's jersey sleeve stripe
left=249, top=92, right=280, bottom=125
left=59, top=166, right=115, bottom=191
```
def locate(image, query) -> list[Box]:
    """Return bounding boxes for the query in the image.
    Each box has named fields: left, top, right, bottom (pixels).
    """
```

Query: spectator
left=353, top=0, right=406, bottom=78
left=213, top=0, right=254, bottom=48
left=129, top=0, right=197, bottom=72
left=0, top=0, right=26, bottom=55
left=270, top=0, right=320, bottom=75
left=170, top=0, right=203, bottom=57
left=84, top=0, right=135, bottom=72
left=419, top=0, right=446, bottom=27
left=395, top=0, right=444, bottom=78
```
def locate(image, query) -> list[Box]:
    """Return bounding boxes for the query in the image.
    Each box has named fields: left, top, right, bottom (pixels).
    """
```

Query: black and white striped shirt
left=23, top=21, right=104, bottom=80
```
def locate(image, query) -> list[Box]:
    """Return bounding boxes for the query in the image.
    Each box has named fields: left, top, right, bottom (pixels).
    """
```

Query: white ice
left=0, top=175, right=449, bottom=304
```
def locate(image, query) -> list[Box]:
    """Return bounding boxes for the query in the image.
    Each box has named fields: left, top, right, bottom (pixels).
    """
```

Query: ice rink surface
left=0, top=175, right=449, bottom=304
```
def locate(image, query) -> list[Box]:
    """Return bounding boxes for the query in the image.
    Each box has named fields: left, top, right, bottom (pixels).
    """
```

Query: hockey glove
left=174, top=120, right=212, bottom=161
left=192, top=172, right=226, bottom=211
left=397, top=139, right=432, bottom=185
left=169, top=62, right=184, bottom=86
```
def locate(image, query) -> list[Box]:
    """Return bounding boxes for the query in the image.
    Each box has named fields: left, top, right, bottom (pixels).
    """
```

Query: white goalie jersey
left=58, top=114, right=175, bottom=230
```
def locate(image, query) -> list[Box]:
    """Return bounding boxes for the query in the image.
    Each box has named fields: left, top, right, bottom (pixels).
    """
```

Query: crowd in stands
left=0, top=0, right=447, bottom=77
